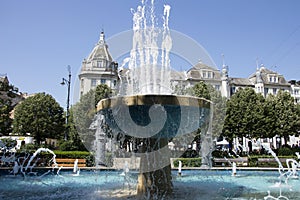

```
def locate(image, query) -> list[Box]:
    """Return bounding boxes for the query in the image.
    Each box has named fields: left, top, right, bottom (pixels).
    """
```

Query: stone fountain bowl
left=97, top=94, right=211, bottom=139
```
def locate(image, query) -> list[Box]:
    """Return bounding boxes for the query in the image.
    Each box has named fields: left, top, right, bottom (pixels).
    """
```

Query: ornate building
left=78, top=31, right=299, bottom=103
left=289, top=80, right=300, bottom=104
left=78, top=31, right=118, bottom=98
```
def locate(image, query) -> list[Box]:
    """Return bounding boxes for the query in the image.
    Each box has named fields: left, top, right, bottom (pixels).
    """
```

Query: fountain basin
left=96, top=94, right=211, bottom=198
left=97, top=94, right=210, bottom=138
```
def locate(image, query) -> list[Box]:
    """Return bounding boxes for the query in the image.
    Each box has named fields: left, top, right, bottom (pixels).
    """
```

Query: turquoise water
left=0, top=169, right=299, bottom=199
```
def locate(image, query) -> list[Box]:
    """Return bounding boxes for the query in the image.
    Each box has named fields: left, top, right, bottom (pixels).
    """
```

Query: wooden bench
left=257, top=158, right=287, bottom=167
left=213, top=157, right=248, bottom=167
left=54, top=158, right=86, bottom=167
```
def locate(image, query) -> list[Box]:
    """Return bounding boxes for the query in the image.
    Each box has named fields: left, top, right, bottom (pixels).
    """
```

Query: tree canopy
left=223, top=87, right=265, bottom=140
left=222, top=88, right=300, bottom=146
left=13, top=93, right=65, bottom=144
left=72, top=84, right=112, bottom=151
left=0, top=98, right=13, bottom=135
left=190, top=82, right=227, bottom=138
left=0, top=79, right=22, bottom=136
left=273, top=90, right=300, bottom=145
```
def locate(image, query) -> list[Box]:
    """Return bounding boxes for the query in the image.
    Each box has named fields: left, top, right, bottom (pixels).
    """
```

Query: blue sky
left=1, top=0, right=300, bottom=108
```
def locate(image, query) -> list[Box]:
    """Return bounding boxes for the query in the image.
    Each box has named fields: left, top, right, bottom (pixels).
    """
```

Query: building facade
left=79, top=31, right=299, bottom=157
left=79, top=31, right=299, bottom=103
left=78, top=32, right=118, bottom=98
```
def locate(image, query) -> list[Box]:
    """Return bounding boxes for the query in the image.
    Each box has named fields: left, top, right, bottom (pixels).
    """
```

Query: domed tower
left=78, top=31, right=118, bottom=98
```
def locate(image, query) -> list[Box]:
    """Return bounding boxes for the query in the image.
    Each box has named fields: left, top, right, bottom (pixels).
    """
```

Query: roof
left=230, top=78, right=254, bottom=86
left=170, top=70, right=186, bottom=80
left=86, top=32, right=113, bottom=62
left=249, top=66, right=290, bottom=86
left=187, top=62, right=219, bottom=72
left=186, top=62, right=221, bottom=80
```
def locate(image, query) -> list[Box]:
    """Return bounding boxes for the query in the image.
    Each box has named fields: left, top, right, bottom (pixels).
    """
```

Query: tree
left=95, top=84, right=112, bottom=106
left=73, top=84, right=112, bottom=151
left=13, top=93, right=65, bottom=144
left=190, top=82, right=227, bottom=138
left=188, top=81, right=211, bottom=100
left=222, top=88, right=265, bottom=141
left=274, top=90, right=300, bottom=145
left=0, top=80, right=22, bottom=135
left=0, top=98, right=13, bottom=135
left=263, top=94, right=279, bottom=139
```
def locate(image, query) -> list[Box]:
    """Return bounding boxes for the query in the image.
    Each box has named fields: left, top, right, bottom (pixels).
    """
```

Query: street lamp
left=60, top=65, right=71, bottom=141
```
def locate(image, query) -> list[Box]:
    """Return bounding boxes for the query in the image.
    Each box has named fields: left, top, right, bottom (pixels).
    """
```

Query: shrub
left=278, top=147, right=294, bottom=156
left=212, top=150, right=229, bottom=158
left=173, top=158, right=202, bottom=167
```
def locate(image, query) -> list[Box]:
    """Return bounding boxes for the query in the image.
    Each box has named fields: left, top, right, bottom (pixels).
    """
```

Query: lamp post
left=60, top=65, right=71, bottom=141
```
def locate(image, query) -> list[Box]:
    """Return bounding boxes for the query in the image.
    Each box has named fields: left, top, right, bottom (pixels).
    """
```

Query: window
left=207, top=72, right=211, bottom=78
left=101, top=79, right=106, bottom=84
left=273, top=88, right=277, bottom=95
left=97, top=60, right=103, bottom=68
left=91, top=79, right=97, bottom=87
left=269, top=75, right=278, bottom=83
left=295, top=89, right=299, bottom=95
left=202, top=71, right=213, bottom=79
left=81, top=79, right=84, bottom=89
left=264, top=88, right=269, bottom=95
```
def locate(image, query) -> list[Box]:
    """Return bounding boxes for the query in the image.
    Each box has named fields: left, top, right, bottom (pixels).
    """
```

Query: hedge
left=248, top=155, right=297, bottom=167
left=173, top=158, right=202, bottom=167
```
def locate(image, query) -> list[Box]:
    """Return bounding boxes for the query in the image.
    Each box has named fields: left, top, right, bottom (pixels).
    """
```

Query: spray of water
left=25, top=148, right=57, bottom=171
left=125, top=1, right=172, bottom=95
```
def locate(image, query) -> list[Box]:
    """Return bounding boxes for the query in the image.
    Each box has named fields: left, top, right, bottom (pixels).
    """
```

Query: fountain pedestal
left=97, top=95, right=210, bottom=198
left=137, top=138, right=173, bottom=198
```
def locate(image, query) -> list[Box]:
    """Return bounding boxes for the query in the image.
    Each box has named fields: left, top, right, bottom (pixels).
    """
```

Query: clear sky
left=1, top=0, right=299, bottom=108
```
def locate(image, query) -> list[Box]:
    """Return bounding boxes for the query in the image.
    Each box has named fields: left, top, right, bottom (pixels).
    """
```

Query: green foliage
left=0, top=98, right=13, bottom=135
left=189, top=81, right=211, bottom=100
left=274, top=91, right=300, bottom=145
left=58, top=139, right=87, bottom=151
left=0, top=79, right=21, bottom=135
left=62, top=108, right=87, bottom=151
left=263, top=94, right=278, bottom=138
left=173, top=158, right=202, bottom=167
left=0, top=77, right=18, bottom=94
left=223, top=88, right=265, bottom=140
left=181, top=149, right=198, bottom=158
left=13, top=93, right=65, bottom=144
left=19, top=143, right=36, bottom=152
left=0, top=138, right=17, bottom=149
left=211, top=150, right=230, bottom=158
left=191, top=82, right=227, bottom=138
left=278, top=147, right=294, bottom=156
left=73, top=84, right=112, bottom=151
left=95, top=84, right=112, bottom=107
left=53, top=150, right=91, bottom=158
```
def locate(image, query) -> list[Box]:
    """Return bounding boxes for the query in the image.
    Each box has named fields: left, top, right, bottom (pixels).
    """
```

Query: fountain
left=97, top=95, right=210, bottom=198
left=178, top=160, right=182, bottom=176
left=73, top=159, right=80, bottom=176
left=93, top=1, right=212, bottom=198
left=286, top=159, right=299, bottom=179
left=262, top=144, right=291, bottom=200
left=232, top=162, right=237, bottom=176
